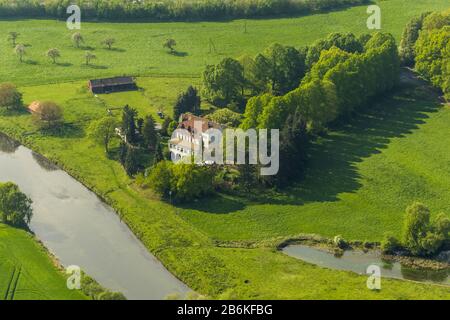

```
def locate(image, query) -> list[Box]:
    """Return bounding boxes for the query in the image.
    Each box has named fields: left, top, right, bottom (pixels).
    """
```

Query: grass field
left=0, top=0, right=449, bottom=299
left=0, top=0, right=448, bottom=86
left=0, top=224, right=86, bottom=300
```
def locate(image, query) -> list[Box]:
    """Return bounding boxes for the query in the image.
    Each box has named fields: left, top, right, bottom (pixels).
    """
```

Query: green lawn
left=0, top=224, right=86, bottom=300
left=0, top=0, right=448, bottom=86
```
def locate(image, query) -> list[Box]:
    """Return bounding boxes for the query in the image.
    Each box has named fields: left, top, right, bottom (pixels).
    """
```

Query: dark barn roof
left=88, top=76, right=136, bottom=93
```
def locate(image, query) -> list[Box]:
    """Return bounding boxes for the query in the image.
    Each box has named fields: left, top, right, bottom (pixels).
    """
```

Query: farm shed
left=88, top=76, right=137, bottom=94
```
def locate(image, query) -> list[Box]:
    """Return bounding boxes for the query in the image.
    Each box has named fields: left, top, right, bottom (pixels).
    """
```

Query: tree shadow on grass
left=169, top=50, right=188, bottom=57
left=178, top=193, right=245, bottom=214
left=107, top=47, right=126, bottom=53
left=56, top=62, right=73, bottom=67
left=268, top=84, right=441, bottom=205
left=39, top=122, right=84, bottom=138
left=81, top=64, right=108, bottom=70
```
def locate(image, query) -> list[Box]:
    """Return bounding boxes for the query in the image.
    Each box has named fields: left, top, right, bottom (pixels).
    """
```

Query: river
left=0, top=133, right=189, bottom=300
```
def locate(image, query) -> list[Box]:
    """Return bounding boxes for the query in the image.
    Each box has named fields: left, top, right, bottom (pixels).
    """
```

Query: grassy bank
left=0, top=224, right=86, bottom=300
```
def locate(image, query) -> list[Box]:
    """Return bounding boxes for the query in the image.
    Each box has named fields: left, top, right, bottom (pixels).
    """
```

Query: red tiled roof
left=178, top=113, right=222, bottom=133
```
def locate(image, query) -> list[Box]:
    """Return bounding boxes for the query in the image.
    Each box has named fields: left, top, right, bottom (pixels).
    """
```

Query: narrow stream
left=284, top=245, right=449, bottom=286
left=0, top=133, right=189, bottom=300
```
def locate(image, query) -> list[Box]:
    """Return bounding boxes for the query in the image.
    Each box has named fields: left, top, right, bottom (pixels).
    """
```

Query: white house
left=169, top=113, right=223, bottom=162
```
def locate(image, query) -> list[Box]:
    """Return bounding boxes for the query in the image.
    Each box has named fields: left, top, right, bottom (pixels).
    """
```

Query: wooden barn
left=88, top=76, right=137, bottom=94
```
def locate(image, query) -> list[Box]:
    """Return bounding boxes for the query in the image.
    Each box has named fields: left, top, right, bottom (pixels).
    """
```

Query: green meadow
left=0, top=0, right=449, bottom=299
left=0, top=224, right=86, bottom=300
left=0, top=0, right=448, bottom=86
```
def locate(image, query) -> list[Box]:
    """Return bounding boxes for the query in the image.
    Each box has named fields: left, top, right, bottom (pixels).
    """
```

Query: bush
left=402, top=202, right=450, bottom=256
left=333, top=235, right=348, bottom=249
left=380, top=234, right=401, bottom=254
left=0, top=83, right=23, bottom=111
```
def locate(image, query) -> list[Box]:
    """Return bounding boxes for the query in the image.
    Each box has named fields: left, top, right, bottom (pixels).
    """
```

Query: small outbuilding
left=28, top=101, right=42, bottom=114
left=88, top=76, right=137, bottom=94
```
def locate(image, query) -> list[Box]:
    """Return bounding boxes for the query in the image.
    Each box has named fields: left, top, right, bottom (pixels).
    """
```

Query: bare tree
left=85, top=51, right=97, bottom=65
left=163, top=39, right=177, bottom=53
left=8, top=32, right=20, bottom=47
left=72, top=32, right=84, bottom=48
left=102, top=37, right=116, bottom=50
left=14, top=44, right=26, bottom=62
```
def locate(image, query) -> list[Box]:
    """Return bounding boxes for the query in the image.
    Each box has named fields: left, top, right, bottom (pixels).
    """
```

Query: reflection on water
left=283, top=245, right=449, bottom=286
left=0, top=132, right=19, bottom=153
left=0, top=133, right=188, bottom=299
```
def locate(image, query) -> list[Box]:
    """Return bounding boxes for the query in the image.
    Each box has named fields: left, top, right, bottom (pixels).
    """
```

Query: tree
left=402, top=202, right=431, bottom=255
left=167, top=120, right=178, bottom=137
left=206, top=108, right=242, bottom=127
left=258, top=43, right=306, bottom=95
left=142, top=115, right=157, bottom=150
left=272, top=112, right=308, bottom=187
left=153, top=140, right=164, bottom=164
left=202, top=57, right=245, bottom=107
left=0, top=83, right=23, bottom=111
left=415, top=25, right=450, bottom=95
left=14, top=44, right=26, bottom=62
left=121, top=105, right=138, bottom=144
left=305, top=32, right=364, bottom=69
left=85, top=51, right=96, bottom=65
left=72, top=32, right=84, bottom=48
left=88, top=117, right=119, bottom=153
left=33, top=101, right=63, bottom=128
left=0, top=182, right=33, bottom=227
left=8, top=32, right=19, bottom=47
left=170, top=163, right=214, bottom=202
left=147, top=160, right=174, bottom=197
left=161, top=117, right=173, bottom=137
left=46, top=48, right=61, bottom=64
left=124, top=146, right=139, bottom=176
left=163, top=39, right=177, bottom=53
left=102, top=37, right=116, bottom=50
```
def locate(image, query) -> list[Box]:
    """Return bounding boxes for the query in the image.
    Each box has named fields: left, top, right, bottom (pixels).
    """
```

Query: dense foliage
left=144, top=160, right=215, bottom=202
left=173, top=86, right=201, bottom=120
left=402, top=202, right=450, bottom=256
left=0, top=0, right=369, bottom=21
left=242, top=32, right=400, bottom=132
left=0, top=83, right=23, bottom=111
left=399, top=12, right=430, bottom=66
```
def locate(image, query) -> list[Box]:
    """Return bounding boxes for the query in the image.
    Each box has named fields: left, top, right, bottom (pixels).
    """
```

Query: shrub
left=380, top=234, right=401, bottom=254
left=333, top=235, right=348, bottom=249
